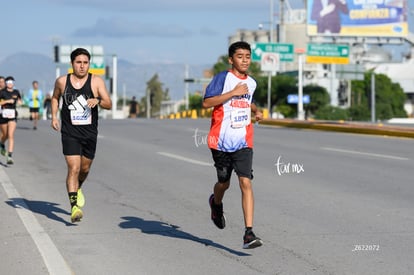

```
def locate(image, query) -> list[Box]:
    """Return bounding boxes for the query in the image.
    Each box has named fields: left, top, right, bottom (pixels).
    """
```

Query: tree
left=303, top=84, right=330, bottom=118
left=142, top=74, right=170, bottom=117
left=189, top=92, right=203, bottom=111
left=369, top=74, right=407, bottom=119
left=253, top=74, right=297, bottom=116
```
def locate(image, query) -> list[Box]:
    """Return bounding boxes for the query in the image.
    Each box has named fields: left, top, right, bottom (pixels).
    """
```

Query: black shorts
left=29, top=107, right=40, bottom=113
left=0, top=116, right=17, bottom=124
left=61, top=135, right=97, bottom=159
left=211, top=148, right=253, bottom=183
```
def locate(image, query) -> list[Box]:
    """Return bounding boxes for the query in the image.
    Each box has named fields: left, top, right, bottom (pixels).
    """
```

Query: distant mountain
left=0, top=53, right=211, bottom=101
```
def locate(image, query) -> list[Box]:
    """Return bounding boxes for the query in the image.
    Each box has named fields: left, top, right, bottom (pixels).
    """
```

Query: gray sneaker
left=7, top=157, right=14, bottom=165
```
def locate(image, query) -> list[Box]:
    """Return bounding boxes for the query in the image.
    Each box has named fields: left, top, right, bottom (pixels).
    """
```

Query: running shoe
left=209, top=194, right=226, bottom=229
left=77, top=188, right=85, bottom=208
left=6, top=157, right=14, bottom=165
left=0, top=148, right=6, bottom=156
left=243, top=230, right=263, bottom=249
left=71, top=205, right=83, bottom=223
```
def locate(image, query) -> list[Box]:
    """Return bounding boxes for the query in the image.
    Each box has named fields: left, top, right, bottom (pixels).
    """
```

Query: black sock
left=8, top=152, right=12, bottom=157
left=245, top=227, right=253, bottom=233
left=68, top=192, right=77, bottom=208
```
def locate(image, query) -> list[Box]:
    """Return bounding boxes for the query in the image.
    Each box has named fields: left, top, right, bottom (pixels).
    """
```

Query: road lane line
left=321, top=147, right=409, bottom=160
left=157, top=152, right=212, bottom=166
left=0, top=167, right=73, bottom=275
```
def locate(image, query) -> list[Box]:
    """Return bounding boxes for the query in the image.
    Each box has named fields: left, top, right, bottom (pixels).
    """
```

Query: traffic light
left=54, top=45, right=59, bottom=63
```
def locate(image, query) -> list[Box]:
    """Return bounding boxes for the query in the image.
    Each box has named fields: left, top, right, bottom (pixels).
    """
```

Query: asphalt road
left=1, top=118, right=414, bottom=275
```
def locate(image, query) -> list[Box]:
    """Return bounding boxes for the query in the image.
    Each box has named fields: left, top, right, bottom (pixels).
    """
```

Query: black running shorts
left=211, top=148, right=253, bottom=183
left=61, top=135, right=97, bottom=159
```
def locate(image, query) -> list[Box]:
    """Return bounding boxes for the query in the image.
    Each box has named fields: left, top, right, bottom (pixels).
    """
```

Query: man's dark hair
left=70, top=48, right=91, bottom=62
left=228, top=41, right=251, bottom=57
left=5, top=76, right=15, bottom=82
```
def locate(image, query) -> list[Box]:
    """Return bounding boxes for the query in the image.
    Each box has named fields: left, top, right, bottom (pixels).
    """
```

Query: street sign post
left=306, top=44, right=350, bottom=64
left=251, top=43, right=294, bottom=62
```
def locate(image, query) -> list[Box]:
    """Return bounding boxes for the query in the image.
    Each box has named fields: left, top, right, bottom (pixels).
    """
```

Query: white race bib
left=230, top=108, right=251, bottom=128
left=70, top=109, right=92, bottom=125
left=2, top=109, right=15, bottom=119
left=69, top=95, right=92, bottom=125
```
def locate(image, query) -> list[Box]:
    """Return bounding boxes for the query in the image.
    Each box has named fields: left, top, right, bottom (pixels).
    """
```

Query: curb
left=258, top=119, right=414, bottom=139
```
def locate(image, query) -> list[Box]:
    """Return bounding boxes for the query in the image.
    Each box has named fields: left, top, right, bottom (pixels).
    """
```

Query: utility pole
left=267, top=0, right=275, bottom=116
left=371, top=72, right=376, bottom=123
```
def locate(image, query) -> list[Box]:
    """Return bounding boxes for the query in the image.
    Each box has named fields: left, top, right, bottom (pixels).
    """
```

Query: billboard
left=307, top=0, right=408, bottom=37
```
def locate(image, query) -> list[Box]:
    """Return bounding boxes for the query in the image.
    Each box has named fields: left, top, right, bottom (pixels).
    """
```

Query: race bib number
left=230, top=108, right=251, bottom=128
left=70, top=109, right=92, bottom=125
left=69, top=95, right=92, bottom=125
left=2, top=109, right=15, bottom=119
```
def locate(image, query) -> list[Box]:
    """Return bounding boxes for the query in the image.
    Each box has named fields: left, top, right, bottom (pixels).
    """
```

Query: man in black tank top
left=51, top=48, right=112, bottom=223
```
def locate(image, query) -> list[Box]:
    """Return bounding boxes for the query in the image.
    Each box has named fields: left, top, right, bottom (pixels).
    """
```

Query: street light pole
left=267, top=0, right=274, bottom=116
left=371, top=72, right=376, bottom=123
left=296, top=48, right=305, bottom=120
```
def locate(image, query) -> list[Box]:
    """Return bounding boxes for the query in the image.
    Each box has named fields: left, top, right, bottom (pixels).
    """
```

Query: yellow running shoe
left=77, top=188, right=85, bottom=208
left=71, top=205, right=83, bottom=223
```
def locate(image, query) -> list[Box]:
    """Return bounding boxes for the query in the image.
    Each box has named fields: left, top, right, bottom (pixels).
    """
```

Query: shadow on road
left=6, top=198, right=75, bottom=226
left=119, top=216, right=251, bottom=256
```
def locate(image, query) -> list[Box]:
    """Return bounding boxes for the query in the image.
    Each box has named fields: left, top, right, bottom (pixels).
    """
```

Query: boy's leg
left=238, top=177, right=254, bottom=228
left=213, top=181, right=230, bottom=204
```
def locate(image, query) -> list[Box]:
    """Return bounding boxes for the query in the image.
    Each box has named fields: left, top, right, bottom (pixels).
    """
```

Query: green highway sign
left=306, top=44, right=350, bottom=64
left=251, top=43, right=294, bottom=62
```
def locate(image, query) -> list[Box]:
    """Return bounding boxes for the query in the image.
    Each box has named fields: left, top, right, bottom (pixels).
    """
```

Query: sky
left=1, top=0, right=413, bottom=67
left=1, top=0, right=305, bottom=66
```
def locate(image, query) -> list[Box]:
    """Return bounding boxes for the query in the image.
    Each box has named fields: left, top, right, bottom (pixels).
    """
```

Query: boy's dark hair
left=228, top=41, right=251, bottom=57
left=70, top=48, right=91, bottom=62
left=5, top=76, right=15, bottom=81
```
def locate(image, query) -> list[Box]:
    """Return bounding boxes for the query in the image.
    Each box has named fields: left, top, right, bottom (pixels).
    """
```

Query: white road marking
left=0, top=167, right=73, bottom=275
left=321, top=147, right=409, bottom=161
left=157, top=152, right=212, bottom=166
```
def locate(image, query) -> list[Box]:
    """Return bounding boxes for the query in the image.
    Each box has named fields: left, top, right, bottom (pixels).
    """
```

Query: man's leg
left=65, top=155, right=81, bottom=193
left=65, top=155, right=84, bottom=222
left=79, top=155, right=93, bottom=188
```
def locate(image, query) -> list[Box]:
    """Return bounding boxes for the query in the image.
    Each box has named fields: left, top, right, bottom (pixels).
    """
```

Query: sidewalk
left=259, top=119, right=414, bottom=138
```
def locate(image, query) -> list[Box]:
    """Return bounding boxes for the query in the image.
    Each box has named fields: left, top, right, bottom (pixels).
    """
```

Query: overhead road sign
left=251, top=43, right=294, bottom=62
left=60, top=45, right=106, bottom=75
left=306, top=44, right=350, bottom=64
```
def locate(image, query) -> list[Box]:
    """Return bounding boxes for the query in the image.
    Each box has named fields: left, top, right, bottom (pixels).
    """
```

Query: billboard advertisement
left=307, top=0, right=408, bottom=37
